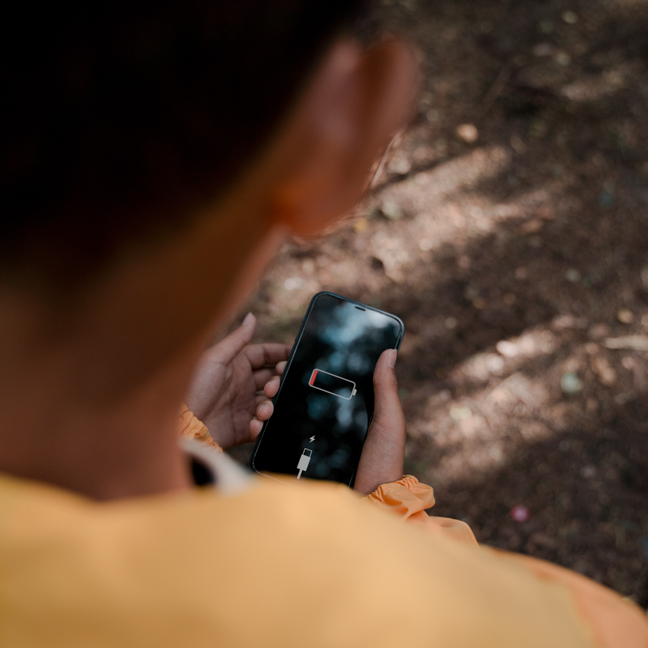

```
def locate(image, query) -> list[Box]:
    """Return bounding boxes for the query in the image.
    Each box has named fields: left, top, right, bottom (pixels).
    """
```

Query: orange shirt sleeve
left=490, top=548, right=648, bottom=648
left=364, top=475, right=478, bottom=546
left=178, top=404, right=222, bottom=452
left=366, top=475, right=647, bottom=648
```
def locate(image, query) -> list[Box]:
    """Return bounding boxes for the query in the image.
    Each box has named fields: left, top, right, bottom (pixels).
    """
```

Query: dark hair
left=0, top=1, right=367, bottom=288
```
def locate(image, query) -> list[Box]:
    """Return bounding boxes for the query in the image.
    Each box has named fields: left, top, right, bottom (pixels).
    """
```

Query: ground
left=228, top=0, right=648, bottom=604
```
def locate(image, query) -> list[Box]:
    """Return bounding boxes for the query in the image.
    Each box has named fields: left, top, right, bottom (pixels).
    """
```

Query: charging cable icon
left=296, top=448, right=312, bottom=479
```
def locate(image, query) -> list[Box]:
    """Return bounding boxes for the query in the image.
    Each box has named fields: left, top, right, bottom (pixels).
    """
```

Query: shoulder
left=0, top=474, right=608, bottom=648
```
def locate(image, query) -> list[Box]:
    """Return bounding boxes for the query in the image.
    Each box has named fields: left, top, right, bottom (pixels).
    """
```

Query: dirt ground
left=229, top=0, right=648, bottom=603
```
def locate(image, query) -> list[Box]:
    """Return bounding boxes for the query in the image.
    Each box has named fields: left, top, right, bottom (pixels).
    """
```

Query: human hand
left=185, top=313, right=292, bottom=450
left=353, top=349, right=406, bottom=495
left=262, top=348, right=406, bottom=495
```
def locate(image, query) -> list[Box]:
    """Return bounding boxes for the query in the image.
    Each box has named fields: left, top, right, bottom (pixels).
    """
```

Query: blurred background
left=230, top=0, right=648, bottom=604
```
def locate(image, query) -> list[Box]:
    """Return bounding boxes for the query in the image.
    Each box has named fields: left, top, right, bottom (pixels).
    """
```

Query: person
left=0, top=2, right=646, bottom=646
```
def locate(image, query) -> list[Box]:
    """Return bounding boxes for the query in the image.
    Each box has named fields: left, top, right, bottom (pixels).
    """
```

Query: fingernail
left=243, top=312, right=254, bottom=326
left=388, top=349, right=398, bottom=368
left=257, top=403, right=269, bottom=416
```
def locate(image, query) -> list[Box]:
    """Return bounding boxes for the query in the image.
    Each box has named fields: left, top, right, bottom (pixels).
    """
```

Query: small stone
left=554, top=51, right=571, bottom=67
left=387, top=155, right=411, bottom=175
left=472, top=297, right=487, bottom=310
left=381, top=200, right=403, bottom=221
left=622, top=355, right=636, bottom=370
left=565, top=268, right=581, bottom=283
left=511, top=505, right=530, bottom=522
left=283, top=276, right=304, bottom=291
left=489, top=446, right=504, bottom=461
left=353, top=217, right=369, bottom=232
left=559, top=439, right=571, bottom=451
left=562, top=10, right=578, bottom=24
left=464, top=285, right=479, bottom=301
left=561, top=372, right=583, bottom=394
left=617, top=308, right=634, bottom=324
left=425, top=108, right=440, bottom=123
left=496, top=340, right=519, bottom=357
left=533, top=42, right=555, bottom=57
left=450, top=406, right=472, bottom=421
left=580, top=464, right=597, bottom=479
left=456, top=123, right=479, bottom=143
left=419, top=239, right=433, bottom=251
left=444, top=316, right=458, bottom=330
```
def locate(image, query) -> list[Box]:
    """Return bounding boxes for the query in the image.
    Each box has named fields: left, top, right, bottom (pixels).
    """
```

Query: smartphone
left=250, top=292, right=404, bottom=487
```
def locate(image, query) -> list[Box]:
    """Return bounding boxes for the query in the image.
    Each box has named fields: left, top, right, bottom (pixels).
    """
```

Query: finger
left=208, top=313, right=256, bottom=365
left=276, top=360, right=287, bottom=376
left=371, top=349, right=405, bottom=438
left=244, top=343, right=292, bottom=370
left=263, top=375, right=281, bottom=398
left=250, top=417, right=264, bottom=440
left=354, top=349, right=406, bottom=495
left=255, top=399, right=274, bottom=421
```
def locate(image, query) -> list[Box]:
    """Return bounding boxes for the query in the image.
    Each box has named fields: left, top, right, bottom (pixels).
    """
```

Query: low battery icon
left=309, top=369, right=357, bottom=400
left=297, top=448, right=312, bottom=479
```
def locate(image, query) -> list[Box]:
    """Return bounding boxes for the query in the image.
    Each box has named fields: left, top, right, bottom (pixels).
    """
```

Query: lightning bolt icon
left=309, top=436, right=315, bottom=443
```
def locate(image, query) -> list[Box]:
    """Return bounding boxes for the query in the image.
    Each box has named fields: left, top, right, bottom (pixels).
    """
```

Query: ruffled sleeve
left=178, top=404, right=222, bottom=452
left=365, top=475, right=478, bottom=547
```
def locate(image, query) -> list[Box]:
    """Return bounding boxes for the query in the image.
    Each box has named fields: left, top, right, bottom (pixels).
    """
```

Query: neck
left=0, top=355, right=195, bottom=502
left=0, top=286, right=202, bottom=500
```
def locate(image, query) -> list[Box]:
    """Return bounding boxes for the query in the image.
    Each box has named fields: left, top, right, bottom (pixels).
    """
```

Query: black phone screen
left=250, top=292, right=404, bottom=486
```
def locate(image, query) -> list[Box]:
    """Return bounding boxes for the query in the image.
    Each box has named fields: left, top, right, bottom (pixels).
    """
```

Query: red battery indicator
left=309, top=369, right=357, bottom=400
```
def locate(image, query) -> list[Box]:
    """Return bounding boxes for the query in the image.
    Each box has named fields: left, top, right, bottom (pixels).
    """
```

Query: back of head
left=0, top=1, right=367, bottom=291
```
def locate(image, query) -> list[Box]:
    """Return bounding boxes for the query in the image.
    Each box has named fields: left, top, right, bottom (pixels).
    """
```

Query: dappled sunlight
left=236, top=0, right=648, bottom=599
left=561, top=63, right=637, bottom=102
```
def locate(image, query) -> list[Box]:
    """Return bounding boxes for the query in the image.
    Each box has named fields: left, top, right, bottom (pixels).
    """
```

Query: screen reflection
left=251, top=293, right=403, bottom=486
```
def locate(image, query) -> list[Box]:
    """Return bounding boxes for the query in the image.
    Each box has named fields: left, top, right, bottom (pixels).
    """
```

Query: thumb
left=354, top=349, right=406, bottom=495
left=371, top=349, right=405, bottom=435
left=211, top=312, right=256, bottom=364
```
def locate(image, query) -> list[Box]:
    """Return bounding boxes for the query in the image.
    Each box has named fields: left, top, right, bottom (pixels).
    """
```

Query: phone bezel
left=249, top=291, right=405, bottom=486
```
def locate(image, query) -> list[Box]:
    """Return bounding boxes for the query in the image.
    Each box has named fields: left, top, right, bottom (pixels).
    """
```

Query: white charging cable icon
left=296, top=448, right=312, bottom=479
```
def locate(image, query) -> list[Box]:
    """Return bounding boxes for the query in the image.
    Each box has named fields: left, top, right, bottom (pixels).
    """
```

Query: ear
left=270, top=37, right=418, bottom=237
